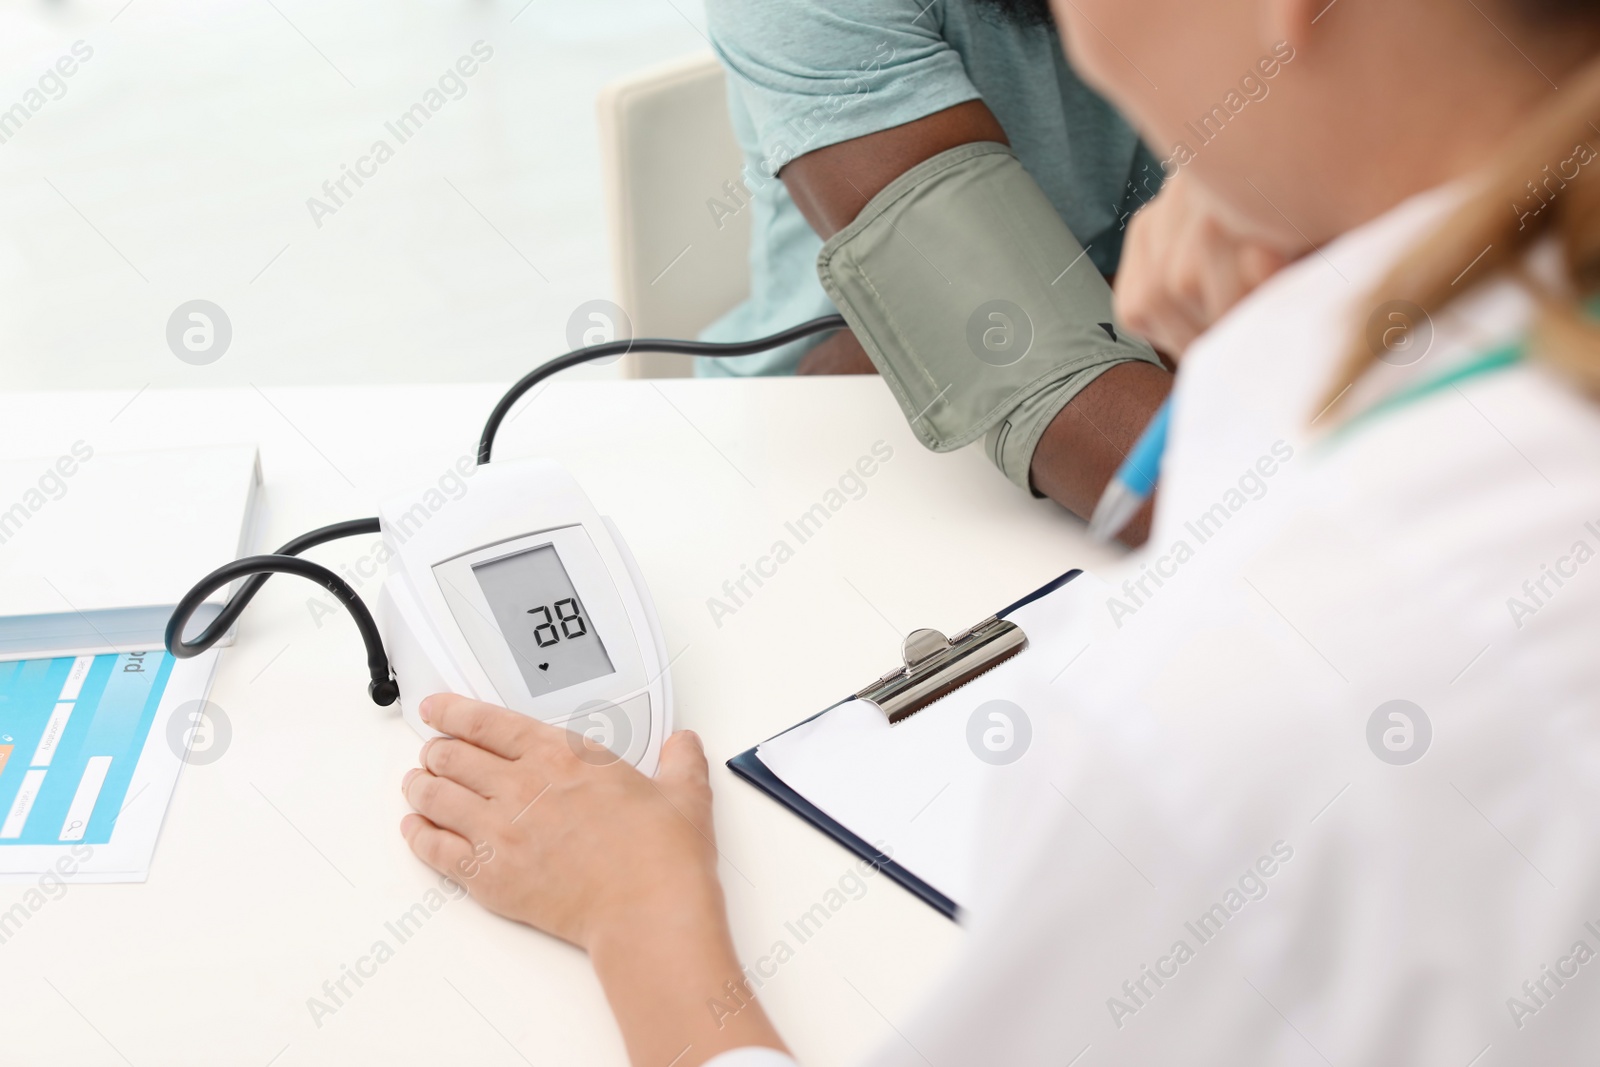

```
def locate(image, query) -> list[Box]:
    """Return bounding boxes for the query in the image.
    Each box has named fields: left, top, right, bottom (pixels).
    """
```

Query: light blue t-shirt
left=698, top=0, right=1162, bottom=377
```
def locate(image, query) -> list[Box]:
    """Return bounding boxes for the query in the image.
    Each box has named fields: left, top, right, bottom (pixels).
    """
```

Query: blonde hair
left=1319, top=47, right=1600, bottom=419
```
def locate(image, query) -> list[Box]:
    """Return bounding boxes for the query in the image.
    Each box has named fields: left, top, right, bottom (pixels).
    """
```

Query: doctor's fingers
left=1158, top=210, right=1241, bottom=346
left=404, top=768, right=493, bottom=840
left=1193, top=217, right=1281, bottom=329
left=420, top=693, right=535, bottom=759
left=1238, top=241, right=1289, bottom=293
left=400, top=813, right=477, bottom=881
left=1119, top=267, right=1208, bottom=356
left=1116, top=215, right=1207, bottom=355
left=422, top=737, right=513, bottom=798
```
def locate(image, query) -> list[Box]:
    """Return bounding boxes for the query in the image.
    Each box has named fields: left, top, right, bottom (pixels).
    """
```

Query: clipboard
left=727, top=569, right=1086, bottom=921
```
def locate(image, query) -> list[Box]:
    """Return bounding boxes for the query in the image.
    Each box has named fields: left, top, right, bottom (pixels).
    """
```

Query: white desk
left=0, top=378, right=1119, bottom=1067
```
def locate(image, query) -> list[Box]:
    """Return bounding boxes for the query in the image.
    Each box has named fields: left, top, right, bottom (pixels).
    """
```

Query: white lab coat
left=714, top=184, right=1600, bottom=1066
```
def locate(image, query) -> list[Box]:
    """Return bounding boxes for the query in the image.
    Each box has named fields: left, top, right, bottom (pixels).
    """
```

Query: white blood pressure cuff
left=816, top=142, right=1162, bottom=489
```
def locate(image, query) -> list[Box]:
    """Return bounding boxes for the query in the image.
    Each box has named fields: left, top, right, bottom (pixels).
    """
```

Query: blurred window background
left=0, top=0, right=709, bottom=388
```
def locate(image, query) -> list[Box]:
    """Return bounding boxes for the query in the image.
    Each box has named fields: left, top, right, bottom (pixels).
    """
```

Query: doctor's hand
left=399, top=694, right=788, bottom=1067
left=400, top=693, right=717, bottom=948
left=1114, top=171, right=1292, bottom=358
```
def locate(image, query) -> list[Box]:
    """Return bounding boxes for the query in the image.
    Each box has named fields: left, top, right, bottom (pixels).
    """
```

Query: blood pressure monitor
left=376, top=459, right=670, bottom=774
left=165, top=315, right=847, bottom=779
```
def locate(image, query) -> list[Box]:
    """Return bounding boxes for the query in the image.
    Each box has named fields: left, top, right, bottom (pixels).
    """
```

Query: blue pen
left=1086, top=396, right=1171, bottom=543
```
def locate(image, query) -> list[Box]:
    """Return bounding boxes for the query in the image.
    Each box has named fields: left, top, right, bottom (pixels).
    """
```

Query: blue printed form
left=0, top=649, right=212, bottom=880
left=0, top=652, right=172, bottom=845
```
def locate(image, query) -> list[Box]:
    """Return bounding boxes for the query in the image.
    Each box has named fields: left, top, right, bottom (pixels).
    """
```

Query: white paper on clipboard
left=755, top=572, right=1110, bottom=909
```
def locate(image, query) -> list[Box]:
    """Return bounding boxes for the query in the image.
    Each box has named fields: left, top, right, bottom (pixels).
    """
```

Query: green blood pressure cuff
left=815, top=142, right=1162, bottom=489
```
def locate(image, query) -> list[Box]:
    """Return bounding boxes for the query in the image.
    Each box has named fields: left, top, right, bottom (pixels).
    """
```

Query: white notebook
left=0, top=444, right=262, bottom=660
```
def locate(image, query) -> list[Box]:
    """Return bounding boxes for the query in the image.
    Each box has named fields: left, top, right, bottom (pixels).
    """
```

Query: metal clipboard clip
left=856, top=615, right=1028, bottom=724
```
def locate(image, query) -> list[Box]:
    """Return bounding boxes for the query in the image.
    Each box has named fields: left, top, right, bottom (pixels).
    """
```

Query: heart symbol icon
left=538, top=663, right=549, bottom=671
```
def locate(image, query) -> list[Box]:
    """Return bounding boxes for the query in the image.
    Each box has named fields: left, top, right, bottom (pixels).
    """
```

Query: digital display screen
left=471, top=545, right=614, bottom=696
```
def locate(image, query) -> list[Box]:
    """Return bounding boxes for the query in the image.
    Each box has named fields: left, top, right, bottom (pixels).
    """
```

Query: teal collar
left=1327, top=340, right=1525, bottom=443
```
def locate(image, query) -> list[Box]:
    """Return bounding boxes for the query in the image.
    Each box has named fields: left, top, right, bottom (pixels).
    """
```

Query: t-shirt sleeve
left=706, top=0, right=982, bottom=176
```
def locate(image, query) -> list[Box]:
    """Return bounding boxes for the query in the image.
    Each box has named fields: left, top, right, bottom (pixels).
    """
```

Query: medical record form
left=0, top=649, right=216, bottom=881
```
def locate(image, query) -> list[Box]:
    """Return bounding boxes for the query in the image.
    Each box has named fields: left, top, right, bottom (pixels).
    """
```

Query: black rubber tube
left=476, top=313, right=847, bottom=463
left=165, top=551, right=397, bottom=706
left=165, top=518, right=381, bottom=655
